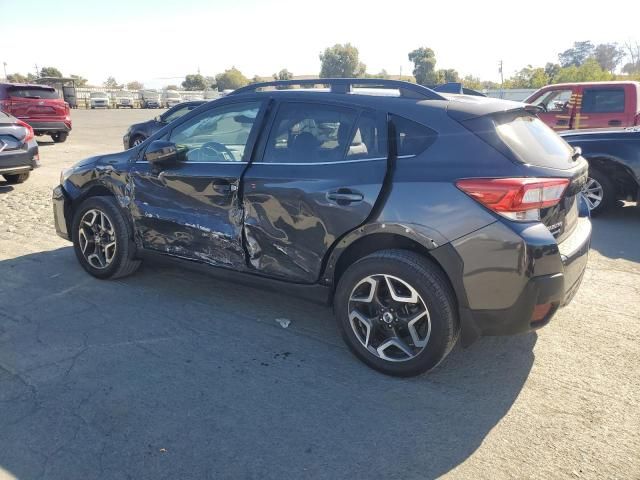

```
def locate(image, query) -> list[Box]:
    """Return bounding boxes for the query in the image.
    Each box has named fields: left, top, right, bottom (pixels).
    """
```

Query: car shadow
left=0, top=247, right=535, bottom=479
left=0, top=181, right=14, bottom=193
left=590, top=203, right=640, bottom=263
left=35, top=139, right=55, bottom=147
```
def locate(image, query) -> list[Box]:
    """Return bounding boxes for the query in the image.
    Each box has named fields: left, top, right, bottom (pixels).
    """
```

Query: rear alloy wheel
left=3, top=172, right=30, bottom=184
left=72, top=196, right=141, bottom=279
left=51, top=132, right=68, bottom=143
left=334, top=250, right=458, bottom=377
left=582, top=168, right=614, bottom=215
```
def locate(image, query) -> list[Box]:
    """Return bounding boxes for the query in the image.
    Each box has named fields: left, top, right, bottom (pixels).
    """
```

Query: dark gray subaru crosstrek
left=52, top=79, right=591, bottom=376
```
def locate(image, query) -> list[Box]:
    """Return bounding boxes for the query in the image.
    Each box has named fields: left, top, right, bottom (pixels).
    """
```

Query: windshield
left=90, top=92, right=108, bottom=99
left=8, top=87, right=59, bottom=99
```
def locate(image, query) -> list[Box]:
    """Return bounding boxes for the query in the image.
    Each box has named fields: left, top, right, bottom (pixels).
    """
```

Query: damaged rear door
left=129, top=99, right=264, bottom=267
left=242, top=101, right=389, bottom=283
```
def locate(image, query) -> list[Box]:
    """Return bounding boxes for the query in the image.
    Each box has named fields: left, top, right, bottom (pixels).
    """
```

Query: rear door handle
left=327, top=189, right=364, bottom=204
left=608, top=119, right=622, bottom=126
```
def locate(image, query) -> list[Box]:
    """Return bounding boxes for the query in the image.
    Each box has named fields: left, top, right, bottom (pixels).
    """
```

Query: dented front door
left=128, top=100, right=264, bottom=268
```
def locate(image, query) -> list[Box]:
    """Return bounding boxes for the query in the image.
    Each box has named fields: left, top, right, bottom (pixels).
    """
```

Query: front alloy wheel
left=349, top=274, right=431, bottom=362
left=78, top=208, right=117, bottom=269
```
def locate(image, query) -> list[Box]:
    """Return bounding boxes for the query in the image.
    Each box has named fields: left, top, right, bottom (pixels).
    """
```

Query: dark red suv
left=0, top=83, right=72, bottom=142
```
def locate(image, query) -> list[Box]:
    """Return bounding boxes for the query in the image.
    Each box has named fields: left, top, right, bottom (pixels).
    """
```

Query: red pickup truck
left=524, top=81, right=640, bottom=131
left=0, top=83, right=72, bottom=142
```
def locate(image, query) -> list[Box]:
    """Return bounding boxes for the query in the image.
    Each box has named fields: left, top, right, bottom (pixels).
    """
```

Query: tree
left=408, top=47, right=438, bottom=86
left=273, top=69, right=293, bottom=81
left=103, top=76, right=120, bottom=88
left=622, top=41, right=640, bottom=75
left=504, top=65, right=549, bottom=88
left=593, top=43, right=625, bottom=73
left=462, top=75, right=483, bottom=90
left=70, top=74, right=88, bottom=87
left=544, top=62, right=561, bottom=82
left=39, top=66, right=63, bottom=78
left=553, top=58, right=612, bottom=83
left=558, top=41, right=594, bottom=67
left=127, top=81, right=144, bottom=91
left=319, top=43, right=366, bottom=78
left=7, top=73, right=28, bottom=83
left=182, top=74, right=207, bottom=90
left=435, top=68, right=460, bottom=84
left=215, top=67, right=249, bottom=91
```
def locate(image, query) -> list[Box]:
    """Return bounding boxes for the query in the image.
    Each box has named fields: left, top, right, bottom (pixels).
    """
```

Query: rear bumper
left=30, top=121, right=72, bottom=134
left=436, top=211, right=591, bottom=342
left=0, top=141, right=39, bottom=175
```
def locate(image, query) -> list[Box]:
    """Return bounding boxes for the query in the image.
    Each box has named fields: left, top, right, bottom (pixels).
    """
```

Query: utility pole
left=499, top=60, right=504, bottom=98
left=2, top=62, right=7, bottom=80
left=399, top=66, right=402, bottom=81
left=34, top=64, right=40, bottom=78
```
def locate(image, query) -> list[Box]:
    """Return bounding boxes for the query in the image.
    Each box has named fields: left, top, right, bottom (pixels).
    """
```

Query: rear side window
left=496, top=114, right=574, bottom=168
left=263, top=102, right=358, bottom=164
left=581, top=89, right=625, bottom=113
left=391, top=115, right=437, bottom=157
left=8, top=87, right=59, bottom=99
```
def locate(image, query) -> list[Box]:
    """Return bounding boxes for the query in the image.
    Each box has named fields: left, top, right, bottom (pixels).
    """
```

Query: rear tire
left=71, top=196, right=141, bottom=279
left=583, top=168, right=615, bottom=216
left=334, top=249, right=458, bottom=377
left=51, top=132, right=68, bottom=143
left=3, top=172, right=30, bottom=184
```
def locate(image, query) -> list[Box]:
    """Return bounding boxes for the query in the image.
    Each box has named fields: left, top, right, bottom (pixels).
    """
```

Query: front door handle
left=608, top=119, right=622, bottom=126
left=327, top=189, right=364, bottom=204
left=556, top=119, right=569, bottom=126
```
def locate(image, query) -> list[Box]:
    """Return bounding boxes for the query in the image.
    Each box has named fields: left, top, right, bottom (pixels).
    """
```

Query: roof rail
left=229, top=78, right=448, bottom=100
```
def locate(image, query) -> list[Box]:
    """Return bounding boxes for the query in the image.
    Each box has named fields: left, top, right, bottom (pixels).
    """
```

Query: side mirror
left=145, top=140, right=178, bottom=168
left=155, top=115, right=165, bottom=123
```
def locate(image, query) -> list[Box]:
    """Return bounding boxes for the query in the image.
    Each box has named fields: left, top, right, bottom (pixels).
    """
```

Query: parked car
left=122, top=101, right=205, bottom=148
left=560, top=126, right=640, bottom=215
left=525, top=81, right=640, bottom=131
left=53, top=78, right=591, bottom=377
left=162, top=90, right=182, bottom=108
left=140, top=89, right=161, bottom=109
left=0, top=83, right=72, bottom=143
left=0, top=110, right=39, bottom=184
left=113, top=91, right=135, bottom=109
left=89, top=92, right=110, bottom=109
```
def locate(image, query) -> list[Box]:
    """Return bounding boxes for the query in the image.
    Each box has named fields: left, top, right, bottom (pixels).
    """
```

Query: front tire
left=334, top=249, right=458, bottom=377
left=71, top=196, right=141, bottom=279
left=583, top=168, right=615, bottom=215
left=3, top=172, right=30, bottom=184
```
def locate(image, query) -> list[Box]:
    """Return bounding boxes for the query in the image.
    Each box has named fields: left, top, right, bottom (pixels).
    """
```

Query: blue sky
left=1, top=0, right=638, bottom=88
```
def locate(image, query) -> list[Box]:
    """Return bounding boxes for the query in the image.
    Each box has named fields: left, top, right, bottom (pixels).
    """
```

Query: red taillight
left=635, top=113, right=640, bottom=126
left=456, top=178, right=569, bottom=221
left=15, top=119, right=34, bottom=143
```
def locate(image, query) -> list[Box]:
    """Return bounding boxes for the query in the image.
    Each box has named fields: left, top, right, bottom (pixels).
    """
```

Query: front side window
left=169, top=101, right=261, bottom=163
left=262, top=103, right=358, bottom=164
left=581, top=89, right=625, bottom=113
left=162, top=105, right=197, bottom=124
left=531, top=89, right=573, bottom=113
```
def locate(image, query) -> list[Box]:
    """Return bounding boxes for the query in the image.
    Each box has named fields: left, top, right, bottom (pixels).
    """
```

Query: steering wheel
left=538, top=103, right=548, bottom=113
left=200, top=141, right=236, bottom=162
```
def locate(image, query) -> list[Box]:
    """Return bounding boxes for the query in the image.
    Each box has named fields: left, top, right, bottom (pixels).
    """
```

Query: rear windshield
left=495, top=114, right=574, bottom=169
left=8, top=87, right=59, bottom=99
